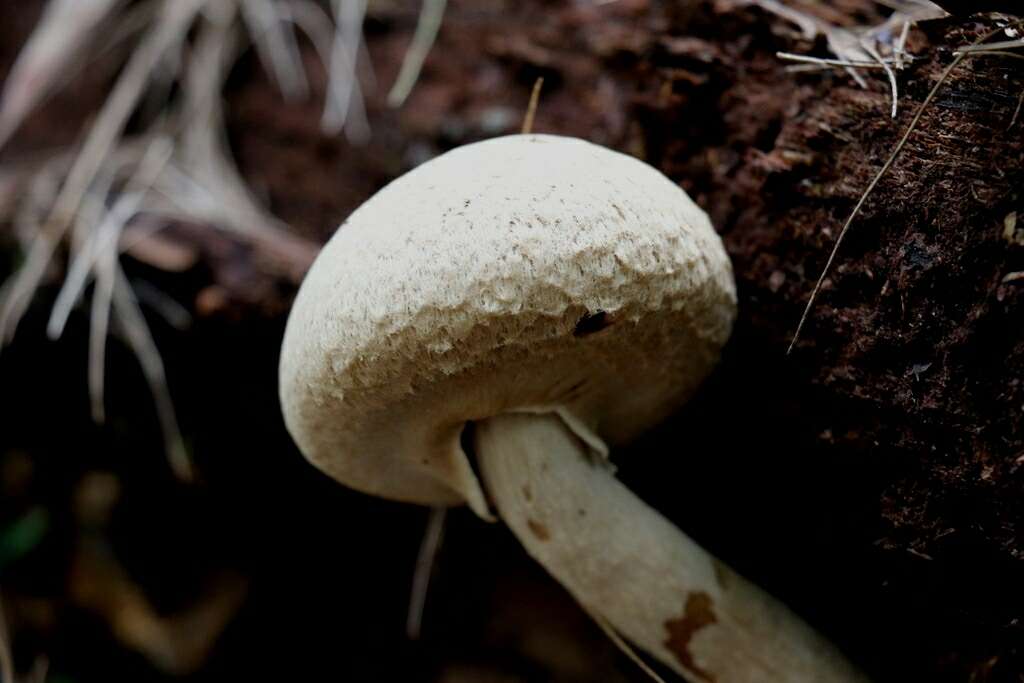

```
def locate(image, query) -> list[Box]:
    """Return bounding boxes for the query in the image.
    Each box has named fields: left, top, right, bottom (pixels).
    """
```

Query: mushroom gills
left=474, top=412, right=869, bottom=683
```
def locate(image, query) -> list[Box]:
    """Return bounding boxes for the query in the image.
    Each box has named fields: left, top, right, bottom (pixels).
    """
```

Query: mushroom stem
left=474, top=412, right=868, bottom=683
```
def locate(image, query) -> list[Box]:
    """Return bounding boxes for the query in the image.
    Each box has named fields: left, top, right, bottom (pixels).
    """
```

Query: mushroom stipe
left=279, top=134, right=868, bottom=682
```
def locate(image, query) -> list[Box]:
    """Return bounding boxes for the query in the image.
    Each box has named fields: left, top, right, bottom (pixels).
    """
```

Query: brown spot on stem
left=664, top=592, right=718, bottom=682
left=522, top=485, right=532, bottom=501
left=526, top=518, right=550, bottom=541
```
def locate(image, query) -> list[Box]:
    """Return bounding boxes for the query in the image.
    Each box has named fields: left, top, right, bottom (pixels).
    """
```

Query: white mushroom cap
left=279, top=143, right=867, bottom=681
left=279, top=134, right=736, bottom=517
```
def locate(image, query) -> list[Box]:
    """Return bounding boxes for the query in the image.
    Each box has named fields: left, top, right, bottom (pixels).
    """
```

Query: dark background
left=1, top=1, right=1022, bottom=681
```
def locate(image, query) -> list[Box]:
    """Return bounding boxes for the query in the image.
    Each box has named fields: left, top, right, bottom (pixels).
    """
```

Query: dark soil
left=1, top=1, right=1023, bottom=681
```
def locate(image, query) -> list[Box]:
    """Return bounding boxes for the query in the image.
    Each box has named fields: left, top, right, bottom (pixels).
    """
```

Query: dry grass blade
left=79, top=156, right=176, bottom=428
left=174, top=6, right=318, bottom=275
left=26, top=657, right=47, bottom=683
left=826, top=27, right=872, bottom=88
left=0, top=0, right=206, bottom=347
left=0, top=0, right=122, bottom=152
left=0, top=595, right=13, bottom=683
left=69, top=164, right=117, bottom=263
left=178, top=4, right=264, bottom=232
left=406, top=506, right=447, bottom=640
left=894, top=19, right=912, bottom=69
left=0, top=0, right=365, bottom=482
left=130, top=279, right=191, bottom=331
left=521, top=77, right=544, bottom=134
left=860, top=37, right=899, bottom=117
left=55, top=0, right=199, bottom=220
left=761, top=1, right=947, bottom=115
left=748, top=0, right=819, bottom=38
left=0, top=0, right=411, bottom=485
left=48, top=191, right=143, bottom=341
left=1012, top=89, right=1024, bottom=128
left=90, top=225, right=119, bottom=423
left=280, top=1, right=337, bottom=72
left=112, top=267, right=191, bottom=480
left=152, top=164, right=316, bottom=280
left=29, top=659, right=47, bottom=683
left=47, top=138, right=172, bottom=341
left=387, top=0, right=447, bottom=108
left=239, top=0, right=309, bottom=101
left=873, top=0, right=943, bottom=10
left=323, top=0, right=371, bottom=142
left=788, top=20, right=1024, bottom=354
left=586, top=609, right=668, bottom=683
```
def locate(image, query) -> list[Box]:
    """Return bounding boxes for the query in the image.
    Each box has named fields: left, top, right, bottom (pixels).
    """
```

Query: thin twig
left=957, top=50, right=1024, bottom=61
left=1011, top=89, right=1024, bottom=128
left=521, top=77, right=544, bottom=135
left=788, top=21, right=1024, bottom=354
left=958, top=38, right=1024, bottom=53
left=406, top=506, right=447, bottom=640
left=586, top=609, right=668, bottom=683
left=777, top=52, right=899, bottom=69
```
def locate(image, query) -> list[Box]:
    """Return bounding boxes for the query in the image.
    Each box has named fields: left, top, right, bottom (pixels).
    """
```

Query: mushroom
left=279, top=134, right=867, bottom=682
